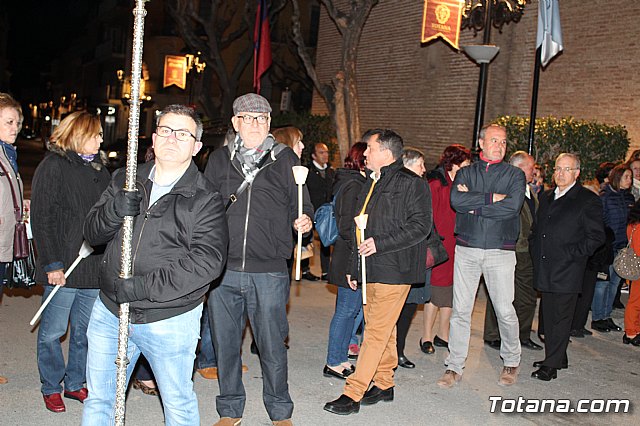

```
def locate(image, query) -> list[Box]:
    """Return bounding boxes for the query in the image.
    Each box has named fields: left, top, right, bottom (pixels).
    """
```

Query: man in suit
left=305, top=142, right=335, bottom=281
left=483, top=151, right=542, bottom=351
left=530, top=153, right=605, bottom=381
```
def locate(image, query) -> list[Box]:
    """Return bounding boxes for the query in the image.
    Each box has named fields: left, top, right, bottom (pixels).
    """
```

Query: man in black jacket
left=437, top=124, right=525, bottom=389
left=82, top=105, right=228, bottom=425
left=305, top=142, right=335, bottom=280
left=324, top=129, right=432, bottom=415
left=530, top=153, right=605, bottom=381
left=204, top=93, right=313, bottom=426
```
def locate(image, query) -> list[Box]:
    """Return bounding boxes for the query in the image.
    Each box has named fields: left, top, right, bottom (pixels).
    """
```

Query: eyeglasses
left=156, top=125, right=196, bottom=142
left=236, top=114, right=269, bottom=125
left=553, top=166, right=579, bottom=174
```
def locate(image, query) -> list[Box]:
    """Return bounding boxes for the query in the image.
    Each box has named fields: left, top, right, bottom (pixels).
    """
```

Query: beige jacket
left=0, top=147, right=23, bottom=262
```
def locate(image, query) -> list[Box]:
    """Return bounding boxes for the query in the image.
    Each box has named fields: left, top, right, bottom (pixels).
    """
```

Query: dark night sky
left=6, top=0, right=93, bottom=99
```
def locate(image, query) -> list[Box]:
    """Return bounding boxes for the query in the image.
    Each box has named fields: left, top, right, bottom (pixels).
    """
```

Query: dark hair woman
left=324, top=142, right=367, bottom=379
left=591, top=164, right=634, bottom=333
left=31, top=111, right=111, bottom=412
left=0, top=93, right=25, bottom=385
left=624, top=200, right=640, bottom=346
left=420, top=144, right=471, bottom=354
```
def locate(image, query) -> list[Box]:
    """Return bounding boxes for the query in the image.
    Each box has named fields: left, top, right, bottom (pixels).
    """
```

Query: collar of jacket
left=426, top=166, right=448, bottom=186
left=47, top=141, right=108, bottom=170
left=136, top=160, right=199, bottom=197
left=479, top=151, right=503, bottom=166
left=375, top=158, right=404, bottom=180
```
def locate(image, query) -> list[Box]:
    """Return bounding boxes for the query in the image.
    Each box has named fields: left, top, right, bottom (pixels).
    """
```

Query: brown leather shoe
left=198, top=365, right=248, bottom=380
left=43, top=393, right=66, bottom=413
left=436, top=369, right=461, bottom=389
left=0, top=375, right=7, bottom=384
left=64, top=387, right=89, bottom=402
left=214, top=418, right=242, bottom=426
left=498, top=366, right=519, bottom=386
left=272, top=420, right=293, bottom=426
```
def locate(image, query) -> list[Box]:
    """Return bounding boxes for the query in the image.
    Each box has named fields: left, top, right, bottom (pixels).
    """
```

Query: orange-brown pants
left=624, top=281, right=640, bottom=337
left=343, top=283, right=410, bottom=401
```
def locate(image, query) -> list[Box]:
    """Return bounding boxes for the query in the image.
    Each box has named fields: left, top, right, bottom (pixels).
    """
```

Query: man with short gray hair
left=205, top=93, right=313, bottom=426
left=483, top=151, right=542, bottom=351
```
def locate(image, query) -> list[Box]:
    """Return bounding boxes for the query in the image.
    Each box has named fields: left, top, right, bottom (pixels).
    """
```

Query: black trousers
left=540, top=292, right=578, bottom=369
left=484, top=251, right=537, bottom=341
left=396, top=303, right=417, bottom=357
left=571, top=268, right=597, bottom=330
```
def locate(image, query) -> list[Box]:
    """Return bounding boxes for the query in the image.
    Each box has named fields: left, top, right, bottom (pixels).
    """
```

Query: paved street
left=1, top=272, right=638, bottom=425
left=1, top=138, right=638, bottom=425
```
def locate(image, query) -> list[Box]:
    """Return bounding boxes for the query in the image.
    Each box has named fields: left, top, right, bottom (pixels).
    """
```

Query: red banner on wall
left=421, top=0, right=463, bottom=50
left=163, top=55, right=187, bottom=90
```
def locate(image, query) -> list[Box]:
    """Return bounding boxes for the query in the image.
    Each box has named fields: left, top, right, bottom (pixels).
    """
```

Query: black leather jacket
left=350, top=160, right=432, bottom=284
left=84, top=161, right=228, bottom=324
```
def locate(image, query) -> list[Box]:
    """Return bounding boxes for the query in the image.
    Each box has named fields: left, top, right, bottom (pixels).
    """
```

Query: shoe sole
left=323, top=406, right=360, bottom=415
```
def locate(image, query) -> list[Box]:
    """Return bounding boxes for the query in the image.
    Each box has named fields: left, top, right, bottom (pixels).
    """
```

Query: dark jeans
left=484, top=251, right=536, bottom=341
left=210, top=270, right=293, bottom=421
left=572, top=268, right=597, bottom=330
left=196, top=302, right=217, bottom=369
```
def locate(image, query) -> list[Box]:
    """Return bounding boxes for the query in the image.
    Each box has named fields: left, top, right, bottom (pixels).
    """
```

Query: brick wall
left=312, top=0, right=640, bottom=167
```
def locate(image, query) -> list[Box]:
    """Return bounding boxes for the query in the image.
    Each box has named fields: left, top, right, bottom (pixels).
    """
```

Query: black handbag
left=425, top=225, right=449, bottom=269
left=0, top=160, right=36, bottom=288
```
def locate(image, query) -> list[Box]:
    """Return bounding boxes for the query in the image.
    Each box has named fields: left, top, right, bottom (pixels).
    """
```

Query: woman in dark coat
left=324, top=142, right=367, bottom=379
left=591, top=164, right=634, bottom=332
left=31, top=111, right=111, bottom=412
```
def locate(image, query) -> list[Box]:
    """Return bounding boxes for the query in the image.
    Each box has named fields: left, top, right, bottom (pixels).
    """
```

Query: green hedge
left=493, top=116, right=630, bottom=183
left=271, top=112, right=337, bottom=165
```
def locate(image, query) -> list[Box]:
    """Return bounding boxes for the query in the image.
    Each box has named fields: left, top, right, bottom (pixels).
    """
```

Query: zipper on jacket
left=241, top=185, right=252, bottom=271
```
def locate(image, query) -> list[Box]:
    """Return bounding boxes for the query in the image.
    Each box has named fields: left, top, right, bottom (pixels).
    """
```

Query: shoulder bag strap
left=0, top=159, right=21, bottom=221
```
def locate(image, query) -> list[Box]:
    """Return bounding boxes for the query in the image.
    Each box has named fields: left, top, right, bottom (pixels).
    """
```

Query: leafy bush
left=271, top=112, right=337, bottom=165
left=494, top=116, right=630, bottom=183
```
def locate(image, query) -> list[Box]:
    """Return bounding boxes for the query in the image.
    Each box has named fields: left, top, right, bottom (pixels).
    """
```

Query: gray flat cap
left=232, top=93, right=272, bottom=115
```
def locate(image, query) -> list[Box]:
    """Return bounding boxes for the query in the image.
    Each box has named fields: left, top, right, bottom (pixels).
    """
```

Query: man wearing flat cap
left=204, top=93, right=314, bottom=426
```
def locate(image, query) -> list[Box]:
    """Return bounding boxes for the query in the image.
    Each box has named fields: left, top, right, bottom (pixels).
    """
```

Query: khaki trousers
left=343, top=283, right=411, bottom=401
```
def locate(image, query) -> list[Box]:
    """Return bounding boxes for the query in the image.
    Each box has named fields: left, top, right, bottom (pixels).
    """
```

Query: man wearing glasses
left=530, top=153, right=605, bottom=381
left=204, top=93, right=313, bottom=426
left=438, top=124, right=525, bottom=388
left=82, top=105, right=228, bottom=424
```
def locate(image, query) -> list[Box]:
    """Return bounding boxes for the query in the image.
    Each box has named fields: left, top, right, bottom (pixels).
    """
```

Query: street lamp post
left=460, top=0, right=528, bottom=153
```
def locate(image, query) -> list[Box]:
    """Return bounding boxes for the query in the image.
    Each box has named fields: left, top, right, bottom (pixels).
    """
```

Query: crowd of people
left=0, top=90, right=639, bottom=424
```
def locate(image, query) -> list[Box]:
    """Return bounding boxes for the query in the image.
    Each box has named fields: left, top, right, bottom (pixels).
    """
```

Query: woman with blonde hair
left=31, top=111, right=111, bottom=413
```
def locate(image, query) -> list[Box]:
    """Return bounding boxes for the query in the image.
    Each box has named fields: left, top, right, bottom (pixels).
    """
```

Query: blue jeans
left=210, top=270, right=293, bottom=421
left=82, top=298, right=202, bottom=426
left=592, top=263, right=620, bottom=321
left=37, top=285, right=99, bottom=395
left=350, top=307, right=364, bottom=346
left=196, top=302, right=217, bottom=369
left=326, top=286, right=362, bottom=365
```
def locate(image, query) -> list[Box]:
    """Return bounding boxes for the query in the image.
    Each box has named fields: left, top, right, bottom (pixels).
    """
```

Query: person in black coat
left=305, top=142, right=335, bottom=280
left=324, top=142, right=367, bottom=379
left=530, top=153, right=605, bottom=381
left=31, top=111, right=111, bottom=412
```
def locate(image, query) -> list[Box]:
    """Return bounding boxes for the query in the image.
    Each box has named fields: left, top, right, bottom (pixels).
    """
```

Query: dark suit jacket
left=530, top=184, right=605, bottom=293
left=306, top=163, right=335, bottom=210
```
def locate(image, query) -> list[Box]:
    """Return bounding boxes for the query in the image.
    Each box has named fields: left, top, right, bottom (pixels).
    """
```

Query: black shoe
left=521, top=338, right=543, bottom=350
left=613, top=301, right=625, bottom=310
left=533, top=360, right=567, bottom=369
left=433, top=335, right=448, bottom=348
left=591, top=320, right=611, bottom=332
left=569, top=329, right=585, bottom=338
left=361, top=386, right=394, bottom=405
left=484, top=339, right=501, bottom=350
left=623, top=334, right=640, bottom=346
left=323, top=365, right=353, bottom=380
left=324, top=394, right=360, bottom=415
left=397, top=356, right=415, bottom=369
left=321, top=273, right=328, bottom=281
left=531, top=366, right=557, bottom=381
left=302, top=272, right=320, bottom=281
left=419, top=339, right=435, bottom=354
left=581, top=327, right=593, bottom=336
left=605, top=318, right=622, bottom=332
